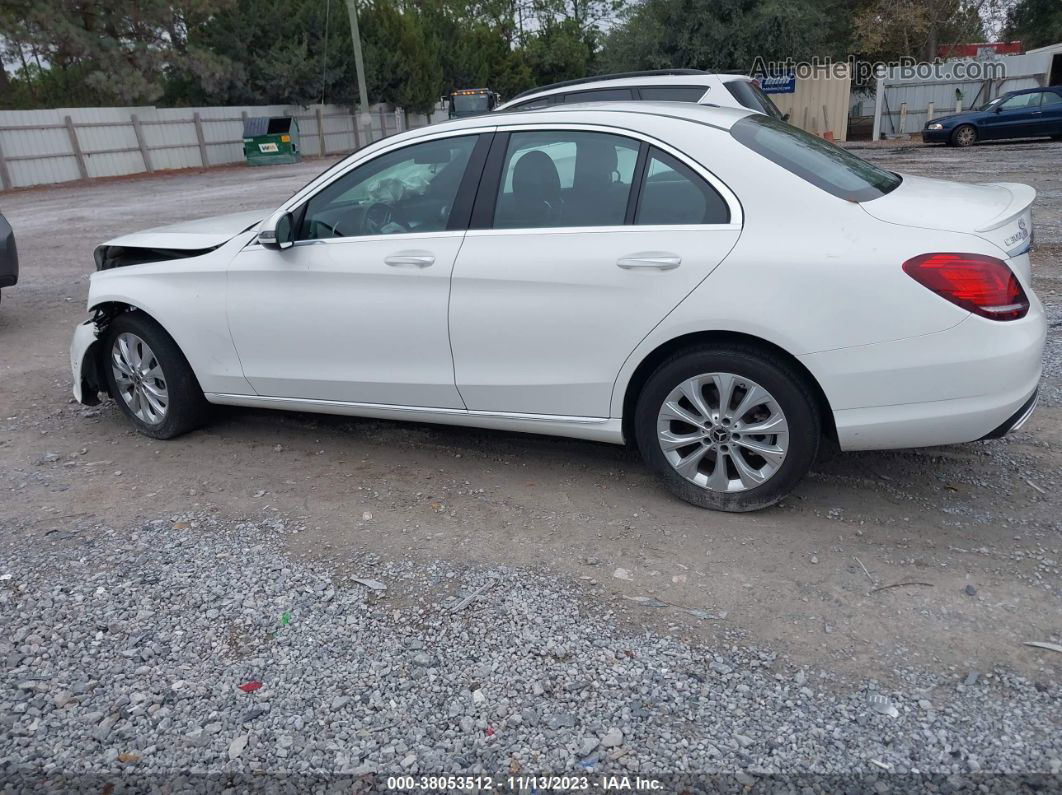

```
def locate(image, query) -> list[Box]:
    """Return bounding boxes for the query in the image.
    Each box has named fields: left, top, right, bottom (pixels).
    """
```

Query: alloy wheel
left=656, top=372, right=789, bottom=493
left=111, top=332, right=169, bottom=425
left=955, top=126, right=976, bottom=147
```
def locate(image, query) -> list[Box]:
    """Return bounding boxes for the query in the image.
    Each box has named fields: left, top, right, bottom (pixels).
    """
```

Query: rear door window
left=636, top=86, right=708, bottom=103
left=509, top=96, right=557, bottom=111
left=491, top=130, right=639, bottom=229
left=635, top=149, right=730, bottom=225
left=563, top=88, right=634, bottom=103
left=731, top=114, right=901, bottom=202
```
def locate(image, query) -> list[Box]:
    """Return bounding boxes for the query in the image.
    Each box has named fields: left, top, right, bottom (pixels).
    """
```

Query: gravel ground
left=0, top=139, right=1060, bottom=789
left=1, top=513, right=1058, bottom=790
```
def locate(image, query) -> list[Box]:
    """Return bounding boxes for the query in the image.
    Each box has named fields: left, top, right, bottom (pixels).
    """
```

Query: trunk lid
left=860, top=174, right=1035, bottom=264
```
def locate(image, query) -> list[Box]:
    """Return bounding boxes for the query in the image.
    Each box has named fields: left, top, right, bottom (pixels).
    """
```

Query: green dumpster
left=243, top=116, right=301, bottom=166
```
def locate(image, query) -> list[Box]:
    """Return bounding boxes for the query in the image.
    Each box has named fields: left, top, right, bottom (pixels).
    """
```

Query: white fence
left=0, top=102, right=449, bottom=191
left=871, top=47, right=1059, bottom=138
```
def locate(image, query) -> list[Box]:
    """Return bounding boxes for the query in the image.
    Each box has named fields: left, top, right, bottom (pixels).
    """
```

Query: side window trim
left=469, top=131, right=511, bottom=230
left=446, top=133, right=494, bottom=231
left=468, top=123, right=743, bottom=231
left=634, top=146, right=731, bottom=226
left=623, top=142, right=650, bottom=224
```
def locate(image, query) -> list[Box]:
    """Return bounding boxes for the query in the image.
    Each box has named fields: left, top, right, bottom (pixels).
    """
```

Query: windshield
left=731, top=114, right=901, bottom=202
left=452, top=94, right=490, bottom=114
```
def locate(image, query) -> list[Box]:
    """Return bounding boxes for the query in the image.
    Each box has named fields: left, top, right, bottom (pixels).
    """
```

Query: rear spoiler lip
left=975, top=182, right=1036, bottom=232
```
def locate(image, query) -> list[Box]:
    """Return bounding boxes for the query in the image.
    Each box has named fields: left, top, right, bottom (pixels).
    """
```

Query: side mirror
left=258, top=210, right=295, bottom=250
left=782, top=112, right=791, bottom=122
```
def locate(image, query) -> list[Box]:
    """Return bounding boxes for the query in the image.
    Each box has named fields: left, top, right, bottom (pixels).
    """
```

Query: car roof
left=507, top=70, right=751, bottom=99
left=498, top=73, right=753, bottom=106
left=1006, top=85, right=1062, bottom=96
left=420, top=101, right=757, bottom=136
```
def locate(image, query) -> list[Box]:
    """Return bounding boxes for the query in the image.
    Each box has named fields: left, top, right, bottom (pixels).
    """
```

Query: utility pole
left=344, top=0, right=373, bottom=144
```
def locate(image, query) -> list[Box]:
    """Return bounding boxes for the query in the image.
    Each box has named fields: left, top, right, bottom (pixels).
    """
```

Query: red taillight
left=902, top=253, right=1028, bottom=321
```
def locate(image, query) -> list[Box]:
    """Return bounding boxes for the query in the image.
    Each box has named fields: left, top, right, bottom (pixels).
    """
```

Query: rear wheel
left=950, top=124, right=977, bottom=147
left=634, top=347, right=820, bottom=512
left=102, top=312, right=209, bottom=439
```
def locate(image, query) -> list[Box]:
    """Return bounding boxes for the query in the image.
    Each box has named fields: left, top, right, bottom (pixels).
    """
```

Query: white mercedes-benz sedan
left=70, top=103, right=1045, bottom=512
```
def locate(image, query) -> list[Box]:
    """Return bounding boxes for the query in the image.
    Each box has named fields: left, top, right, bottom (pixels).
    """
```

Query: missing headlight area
left=93, top=244, right=221, bottom=270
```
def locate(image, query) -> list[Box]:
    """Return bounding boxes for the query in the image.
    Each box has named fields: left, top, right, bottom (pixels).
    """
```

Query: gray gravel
left=1, top=513, right=1059, bottom=788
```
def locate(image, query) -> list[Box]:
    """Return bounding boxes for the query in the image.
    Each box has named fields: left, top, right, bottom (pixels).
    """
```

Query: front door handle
left=384, top=251, right=435, bottom=268
left=617, top=252, right=682, bottom=270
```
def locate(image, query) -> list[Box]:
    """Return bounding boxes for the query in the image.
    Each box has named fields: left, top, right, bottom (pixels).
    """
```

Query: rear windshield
left=730, top=115, right=901, bottom=202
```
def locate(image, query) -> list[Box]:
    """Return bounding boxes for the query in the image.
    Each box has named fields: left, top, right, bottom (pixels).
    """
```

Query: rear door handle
left=384, top=251, right=435, bottom=268
left=617, top=252, right=682, bottom=270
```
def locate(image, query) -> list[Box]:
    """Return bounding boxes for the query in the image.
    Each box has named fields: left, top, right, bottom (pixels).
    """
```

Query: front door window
left=298, top=136, right=478, bottom=239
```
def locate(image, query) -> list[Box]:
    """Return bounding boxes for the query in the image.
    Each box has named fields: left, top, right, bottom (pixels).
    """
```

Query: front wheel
left=102, top=311, right=209, bottom=439
left=634, top=347, right=821, bottom=512
left=950, top=124, right=978, bottom=147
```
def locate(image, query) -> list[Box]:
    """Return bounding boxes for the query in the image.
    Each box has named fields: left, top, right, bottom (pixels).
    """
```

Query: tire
left=101, top=311, right=209, bottom=439
left=634, top=346, right=821, bottom=512
left=950, top=124, right=977, bottom=147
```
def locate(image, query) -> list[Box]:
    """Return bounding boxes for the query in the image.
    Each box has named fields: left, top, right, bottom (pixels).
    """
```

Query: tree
left=851, top=0, right=1002, bottom=63
left=599, top=0, right=844, bottom=74
left=0, top=0, right=217, bottom=107
left=1004, top=0, right=1062, bottom=50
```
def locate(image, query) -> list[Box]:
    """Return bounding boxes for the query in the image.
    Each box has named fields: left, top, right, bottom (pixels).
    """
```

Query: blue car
left=923, top=86, right=1062, bottom=147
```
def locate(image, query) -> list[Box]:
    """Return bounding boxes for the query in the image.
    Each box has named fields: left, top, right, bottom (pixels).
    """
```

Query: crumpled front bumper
left=70, top=320, right=101, bottom=405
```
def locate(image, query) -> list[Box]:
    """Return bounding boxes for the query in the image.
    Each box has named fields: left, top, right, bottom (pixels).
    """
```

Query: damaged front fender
left=70, top=319, right=103, bottom=405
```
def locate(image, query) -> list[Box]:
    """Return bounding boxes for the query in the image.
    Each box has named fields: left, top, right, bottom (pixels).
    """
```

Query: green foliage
left=599, top=0, right=846, bottom=74
left=1005, top=0, right=1062, bottom=51
left=0, top=0, right=216, bottom=107
left=1, top=0, right=1011, bottom=111
left=0, top=0, right=558, bottom=109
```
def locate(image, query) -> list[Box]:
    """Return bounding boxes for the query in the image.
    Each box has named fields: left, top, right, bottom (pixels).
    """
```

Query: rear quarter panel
left=609, top=122, right=994, bottom=417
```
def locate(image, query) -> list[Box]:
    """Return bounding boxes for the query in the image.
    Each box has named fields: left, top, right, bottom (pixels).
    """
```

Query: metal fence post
left=130, top=113, right=154, bottom=173
left=193, top=112, right=209, bottom=167
left=315, top=106, right=326, bottom=156
left=394, top=107, right=403, bottom=133
left=379, top=105, right=388, bottom=138
left=0, top=137, right=12, bottom=191
left=64, top=116, right=88, bottom=180
left=926, top=101, right=935, bottom=122
left=352, top=110, right=361, bottom=150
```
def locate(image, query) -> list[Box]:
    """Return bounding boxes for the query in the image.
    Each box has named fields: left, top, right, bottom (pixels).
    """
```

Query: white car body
left=494, top=72, right=783, bottom=118
left=71, top=103, right=1044, bottom=500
